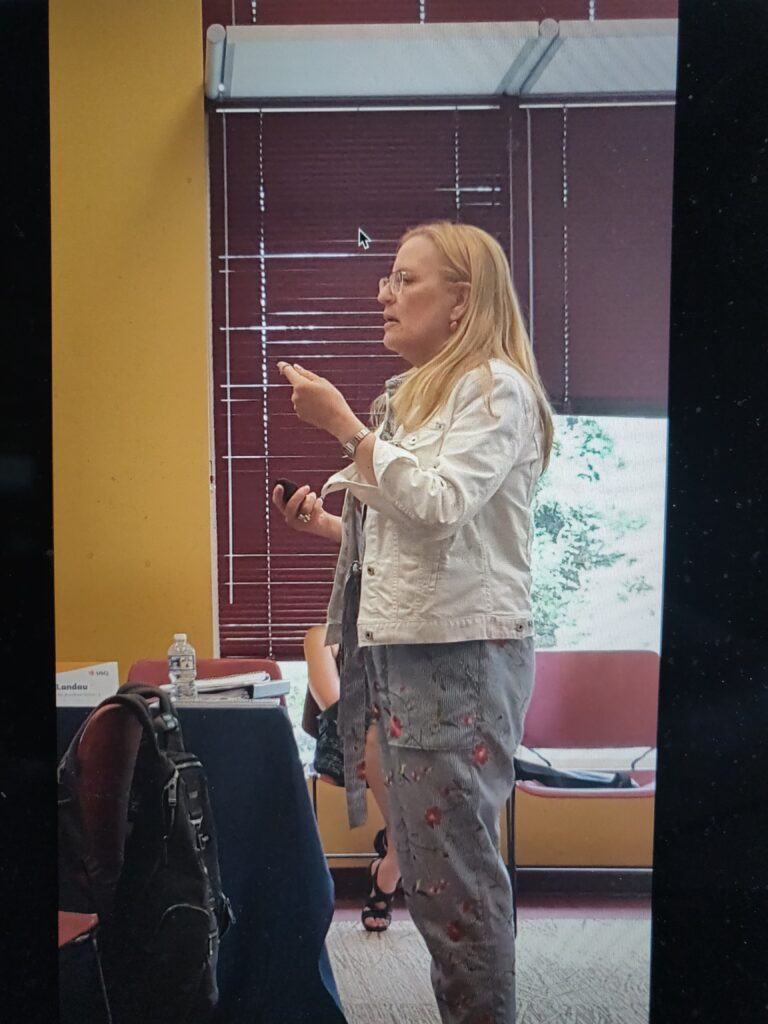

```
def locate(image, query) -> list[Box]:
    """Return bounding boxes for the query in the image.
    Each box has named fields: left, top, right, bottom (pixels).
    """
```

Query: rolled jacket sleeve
left=322, top=369, right=536, bottom=539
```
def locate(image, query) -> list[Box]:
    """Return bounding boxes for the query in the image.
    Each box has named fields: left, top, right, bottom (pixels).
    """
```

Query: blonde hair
left=380, top=221, right=555, bottom=471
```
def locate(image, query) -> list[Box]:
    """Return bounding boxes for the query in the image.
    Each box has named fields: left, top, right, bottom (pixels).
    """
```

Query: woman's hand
left=271, top=482, right=323, bottom=532
left=277, top=362, right=360, bottom=440
left=271, top=482, right=342, bottom=545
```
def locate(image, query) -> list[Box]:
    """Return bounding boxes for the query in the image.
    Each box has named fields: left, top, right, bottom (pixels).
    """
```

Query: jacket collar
left=384, top=371, right=408, bottom=396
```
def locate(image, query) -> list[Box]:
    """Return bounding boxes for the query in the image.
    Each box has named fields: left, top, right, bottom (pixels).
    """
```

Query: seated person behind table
left=302, top=623, right=400, bottom=933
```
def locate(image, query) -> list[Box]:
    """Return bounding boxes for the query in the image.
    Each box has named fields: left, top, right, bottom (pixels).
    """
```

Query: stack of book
left=160, top=672, right=290, bottom=706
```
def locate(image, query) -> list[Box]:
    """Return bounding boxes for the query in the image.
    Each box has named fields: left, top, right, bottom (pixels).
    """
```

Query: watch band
left=342, top=426, right=371, bottom=458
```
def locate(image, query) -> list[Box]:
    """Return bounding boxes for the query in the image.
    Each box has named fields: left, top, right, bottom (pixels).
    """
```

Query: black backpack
left=58, top=684, right=234, bottom=1024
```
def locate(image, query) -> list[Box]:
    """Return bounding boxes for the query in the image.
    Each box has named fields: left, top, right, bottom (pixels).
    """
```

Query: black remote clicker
left=275, top=478, right=300, bottom=503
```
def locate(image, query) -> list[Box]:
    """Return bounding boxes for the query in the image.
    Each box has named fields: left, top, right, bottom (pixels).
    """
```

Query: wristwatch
left=341, top=426, right=371, bottom=458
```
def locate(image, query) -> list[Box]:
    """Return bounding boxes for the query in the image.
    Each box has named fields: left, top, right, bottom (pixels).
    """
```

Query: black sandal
left=361, top=860, right=398, bottom=933
left=373, top=827, right=388, bottom=858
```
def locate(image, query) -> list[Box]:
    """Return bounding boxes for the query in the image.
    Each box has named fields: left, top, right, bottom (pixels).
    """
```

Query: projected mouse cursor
left=357, top=227, right=372, bottom=250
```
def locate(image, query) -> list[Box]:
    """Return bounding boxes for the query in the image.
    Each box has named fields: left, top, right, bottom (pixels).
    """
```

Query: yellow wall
left=50, top=2, right=214, bottom=678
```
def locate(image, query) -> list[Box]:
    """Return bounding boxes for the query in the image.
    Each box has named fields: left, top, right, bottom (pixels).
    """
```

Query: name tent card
left=56, top=662, right=120, bottom=706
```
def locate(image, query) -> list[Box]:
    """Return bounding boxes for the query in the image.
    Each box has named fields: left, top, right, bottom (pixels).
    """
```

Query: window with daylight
left=207, top=100, right=674, bottom=660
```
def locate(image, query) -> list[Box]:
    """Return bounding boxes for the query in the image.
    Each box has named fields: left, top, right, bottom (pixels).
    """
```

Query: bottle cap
left=173, top=633, right=187, bottom=641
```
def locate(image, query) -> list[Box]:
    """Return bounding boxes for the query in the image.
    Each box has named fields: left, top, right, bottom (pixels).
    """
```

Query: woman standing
left=278, top=222, right=553, bottom=1024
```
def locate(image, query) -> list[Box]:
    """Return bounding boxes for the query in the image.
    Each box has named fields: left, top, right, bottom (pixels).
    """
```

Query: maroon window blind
left=203, top=1, right=677, bottom=28
left=527, top=105, right=675, bottom=414
left=427, top=1, right=678, bottom=19
left=208, top=105, right=510, bottom=658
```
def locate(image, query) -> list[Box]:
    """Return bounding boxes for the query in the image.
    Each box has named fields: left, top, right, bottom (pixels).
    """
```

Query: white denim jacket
left=322, top=359, right=544, bottom=647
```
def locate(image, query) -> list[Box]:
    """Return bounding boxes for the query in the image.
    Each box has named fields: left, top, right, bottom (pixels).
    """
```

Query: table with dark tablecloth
left=57, top=704, right=348, bottom=1024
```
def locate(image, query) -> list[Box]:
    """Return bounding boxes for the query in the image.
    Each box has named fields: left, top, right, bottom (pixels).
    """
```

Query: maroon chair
left=508, top=650, right=660, bottom=925
left=59, top=910, right=111, bottom=1022
left=522, top=650, right=659, bottom=751
left=58, top=912, right=99, bottom=948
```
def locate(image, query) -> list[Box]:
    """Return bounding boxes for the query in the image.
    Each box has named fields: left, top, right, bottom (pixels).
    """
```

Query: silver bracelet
left=341, top=427, right=371, bottom=459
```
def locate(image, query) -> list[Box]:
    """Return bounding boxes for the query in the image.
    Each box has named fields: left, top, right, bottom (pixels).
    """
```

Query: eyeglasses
left=378, top=270, right=410, bottom=295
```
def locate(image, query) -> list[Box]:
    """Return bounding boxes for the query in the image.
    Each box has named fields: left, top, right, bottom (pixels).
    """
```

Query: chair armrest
left=516, top=774, right=656, bottom=800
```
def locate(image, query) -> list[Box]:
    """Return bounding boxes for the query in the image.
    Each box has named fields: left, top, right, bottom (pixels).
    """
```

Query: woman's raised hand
left=277, top=361, right=357, bottom=439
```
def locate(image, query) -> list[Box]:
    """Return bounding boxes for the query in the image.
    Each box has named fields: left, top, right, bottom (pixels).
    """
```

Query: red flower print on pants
left=446, top=988, right=472, bottom=1012
left=424, top=805, right=443, bottom=829
left=446, top=920, right=465, bottom=942
left=389, top=715, right=402, bottom=738
left=472, top=742, right=490, bottom=766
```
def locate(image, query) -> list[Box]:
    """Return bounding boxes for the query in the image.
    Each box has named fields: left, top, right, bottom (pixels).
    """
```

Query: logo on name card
left=56, top=662, right=120, bottom=706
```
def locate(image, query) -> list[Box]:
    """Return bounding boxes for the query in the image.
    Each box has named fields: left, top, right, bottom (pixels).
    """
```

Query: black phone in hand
left=276, top=478, right=300, bottom=503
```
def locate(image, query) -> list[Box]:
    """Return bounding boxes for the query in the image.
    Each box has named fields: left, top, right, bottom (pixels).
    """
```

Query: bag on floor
left=58, top=684, right=234, bottom=1024
left=514, top=757, right=638, bottom=789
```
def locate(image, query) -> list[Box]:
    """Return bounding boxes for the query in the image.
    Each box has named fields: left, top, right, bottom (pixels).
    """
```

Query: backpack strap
left=119, top=684, right=186, bottom=753
left=119, top=682, right=174, bottom=715
left=58, top=689, right=183, bottom=787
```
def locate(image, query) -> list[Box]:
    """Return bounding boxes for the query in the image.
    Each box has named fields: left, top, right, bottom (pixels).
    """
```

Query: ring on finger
left=298, top=513, right=311, bottom=523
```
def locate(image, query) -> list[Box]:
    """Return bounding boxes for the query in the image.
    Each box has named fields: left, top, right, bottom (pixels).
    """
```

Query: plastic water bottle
left=167, top=633, right=197, bottom=699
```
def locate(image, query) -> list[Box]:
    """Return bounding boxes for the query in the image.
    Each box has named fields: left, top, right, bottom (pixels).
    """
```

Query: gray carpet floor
left=327, top=918, right=651, bottom=1024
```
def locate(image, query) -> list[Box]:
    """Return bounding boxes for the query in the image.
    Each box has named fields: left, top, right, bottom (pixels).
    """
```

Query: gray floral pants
left=363, top=637, right=535, bottom=1024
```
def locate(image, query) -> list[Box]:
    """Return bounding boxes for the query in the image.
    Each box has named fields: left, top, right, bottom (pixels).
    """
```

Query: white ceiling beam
left=204, top=19, right=678, bottom=101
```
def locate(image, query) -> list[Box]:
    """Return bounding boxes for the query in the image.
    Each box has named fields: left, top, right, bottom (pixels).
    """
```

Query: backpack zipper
left=164, top=768, right=180, bottom=842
